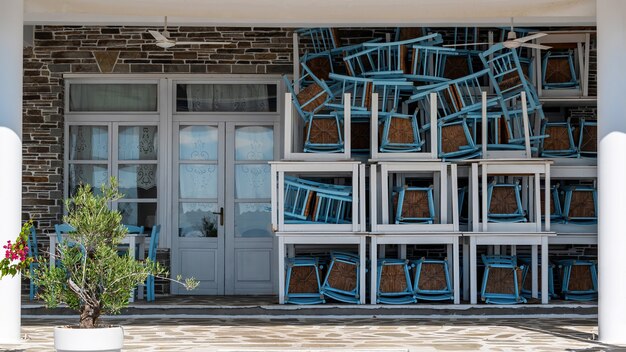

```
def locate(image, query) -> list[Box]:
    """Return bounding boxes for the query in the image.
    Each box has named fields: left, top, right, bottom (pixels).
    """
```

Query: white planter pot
left=54, top=325, right=124, bottom=352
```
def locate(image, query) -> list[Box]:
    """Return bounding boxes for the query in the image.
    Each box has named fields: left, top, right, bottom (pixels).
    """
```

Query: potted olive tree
left=30, top=179, right=197, bottom=351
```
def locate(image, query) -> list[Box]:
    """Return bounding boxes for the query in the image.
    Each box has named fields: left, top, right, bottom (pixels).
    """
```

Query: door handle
left=212, top=207, right=224, bottom=226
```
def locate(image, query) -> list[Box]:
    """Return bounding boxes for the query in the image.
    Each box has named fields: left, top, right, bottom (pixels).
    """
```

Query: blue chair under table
left=413, top=258, right=453, bottom=302
left=321, top=252, right=362, bottom=304
left=284, top=257, right=325, bottom=305
left=27, top=225, right=39, bottom=301
left=541, top=184, right=565, bottom=224
left=540, top=122, right=578, bottom=158
left=542, top=50, right=579, bottom=90
left=576, top=119, right=597, bottom=157
left=145, top=225, right=161, bottom=302
left=518, top=256, right=556, bottom=300
left=392, top=186, right=435, bottom=224
left=558, top=259, right=597, bottom=301
left=480, top=255, right=526, bottom=305
left=376, top=259, right=415, bottom=304
left=438, top=119, right=481, bottom=160
left=562, top=184, right=597, bottom=224
left=487, top=181, right=527, bottom=223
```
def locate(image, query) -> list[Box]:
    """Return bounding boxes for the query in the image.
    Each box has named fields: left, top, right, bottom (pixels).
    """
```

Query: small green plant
left=34, top=178, right=198, bottom=328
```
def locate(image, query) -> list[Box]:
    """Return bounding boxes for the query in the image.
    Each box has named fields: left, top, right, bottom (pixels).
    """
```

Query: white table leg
left=370, top=236, right=378, bottom=305
left=399, top=244, right=407, bottom=259
left=531, top=245, right=538, bottom=299
left=470, top=237, right=477, bottom=304
left=129, top=236, right=136, bottom=303
left=359, top=236, right=366, bottom=305
left=511, top=245, right=517, bottom=256
left=463, top=240, right=469, bottom=301
left=541, top=237, right=549, bottom=304
left=137, top=237, right=145, bottom=300
left=453, top=238, right=460, bottom=304
left=278, top=236, right=285, bottom=304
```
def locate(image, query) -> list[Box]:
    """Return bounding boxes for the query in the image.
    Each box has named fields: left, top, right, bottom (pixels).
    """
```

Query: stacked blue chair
left=27, top=226, right=39, bottom=301
left=562, top=184, right=597, bottom=224
left=413, top=258, right=454, bottom=301
left=296, top=28, right=338, bottom=54
left=392, top=186, right=435, bottom=224
left=438, top=119, right=481, bottom=160
left=542, top=184, right=564, bottom=224
left=321, top=252, right=361, bottom=304
left=542, top=50, right=579, bottom=89
left=487, top=181, right=527, bottom=223
left=480, top=255, right=526, bottom=304
left=379, top=111, right=423, bottom=153
left=518, top=257, right=556, bottom=300
left=283, top=176, right=353, bottom=224
left=145, top=225, right=161, bottom=302
left=540, top=121, right=578, bottom=157
left=285, top=257, right=325, bottom=304
left=558, top=260, right=598, bottom=301
left=576, top=119, right=597, bottom=157
left=376, top=259, right=416, bottom=304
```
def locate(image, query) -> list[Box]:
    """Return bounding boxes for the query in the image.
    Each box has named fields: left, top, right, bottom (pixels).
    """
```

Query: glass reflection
left=234, top=203, right=271, bottom=238
left=235, top=126, right=273, bottom=161
left=179, top=203, right=219, bottom=237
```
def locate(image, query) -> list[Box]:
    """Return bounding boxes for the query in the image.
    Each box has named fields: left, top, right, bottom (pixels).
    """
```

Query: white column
left=0, top=0, right=23, bottom=344
left=597, top=0, right=626, bottom=344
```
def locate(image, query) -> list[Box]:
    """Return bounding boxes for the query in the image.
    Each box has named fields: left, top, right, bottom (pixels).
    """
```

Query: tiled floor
left=1, top=317, right=615, bottom=352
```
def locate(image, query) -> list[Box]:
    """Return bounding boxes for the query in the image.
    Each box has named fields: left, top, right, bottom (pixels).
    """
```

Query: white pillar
left=0, top=0, right=23, bottom=344
left=597, top=0, right=626, bottom=345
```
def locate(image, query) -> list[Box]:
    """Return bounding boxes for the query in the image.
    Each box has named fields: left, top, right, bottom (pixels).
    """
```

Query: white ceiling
left=24, top=0, right=596, bottom=26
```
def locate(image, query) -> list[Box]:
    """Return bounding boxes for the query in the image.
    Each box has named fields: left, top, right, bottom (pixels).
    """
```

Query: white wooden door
left=172, top=121, right=278, bottom=295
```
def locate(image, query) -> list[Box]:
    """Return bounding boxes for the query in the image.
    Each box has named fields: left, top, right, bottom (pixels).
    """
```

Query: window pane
left=69, top=126, right=108, bottom=161
left=235, top=164, right=270, bottom=199
left=119, top=202, right=157, bottom=229
left=176, top=84, right=277, bottom=112
left=235, top=126, right=274, bottom=161
left=179, top=203, right=219, bottom=237
left=179, top=164, right=218, bottom=199
left=179, top=125, right=218, bottom=161
left=68, top=164, right=108, bottom=196
left=118, top=126, right=158, bottom=160
left=69, top=84, right=158, bottom=112
left=119, top=164, right=158, bottom=199
left=235, top=203, right=271, bottom=238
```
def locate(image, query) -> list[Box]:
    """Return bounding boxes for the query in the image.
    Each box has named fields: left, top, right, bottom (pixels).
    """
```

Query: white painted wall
left=597, top=0, right=626, bottom=345
left=24, top=0, right=595, bottom=26
left=0, top=0, right=23, bottom=344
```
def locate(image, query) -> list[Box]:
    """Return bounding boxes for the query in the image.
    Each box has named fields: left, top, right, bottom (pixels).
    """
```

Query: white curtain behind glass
left=69, top=126, right=108, bottom=160
left=185, top=84, right=270, bottom=112
left=70, top=84, right=157, bottom=112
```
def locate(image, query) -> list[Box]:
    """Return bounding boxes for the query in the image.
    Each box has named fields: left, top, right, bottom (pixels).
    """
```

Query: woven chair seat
left=297, top=83, right=329, bottom=113
left=543, top=124, right=573, bottom=151
left=306, top=56, right=332, bottom=81
left=326, top=260, right=357, bottom=292
left=568, top=191, right=596, bottom=218
left=393, top=189, right=431, bottom=219
left=489, top=186, right=520, bottom=215
left=288, top=265, right=320, bottom=294
left=441, top=124, right=468, bottom=153
left=567, top=264, right=595, bottom=292
left=545, top=57, right=573, bottom=84
left=306, top=119, right=341, bottom=145
left=444, top=56, right=471, bottom=80
left=579, top=124, right=597, bottom=153
left=417, top=262, right=448, bottom=291
left=385, top=116, right=416, bottom=144
left=379, top=264, right=410, bottom=293
left=485, top=267, right=523, bottom=295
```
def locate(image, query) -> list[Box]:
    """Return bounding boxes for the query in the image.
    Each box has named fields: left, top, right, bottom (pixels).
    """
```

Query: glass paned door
left=172, top=123, right=225, bottom=294
left=171, top=121, right=277, bottom=295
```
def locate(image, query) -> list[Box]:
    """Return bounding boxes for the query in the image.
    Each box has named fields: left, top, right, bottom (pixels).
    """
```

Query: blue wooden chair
left=379, top=111, right=423, bottom=153
left=285, top=257, right=325, bottom=305
left=487, top=181, right=527, bottom=223
left=413, top=258, right=453, bottom=301
left=283, top=176, right=317, bottom=222
left=376, top=259, right=416, bottom=304
left=562, top=184, right=597, bottom=224
left=480, top=255, right=526, bottom=304
left=540, top=121, right=578, bottom=157
left=296, top=28, right=338, bottom=54
left=311, top=190, right=353, bottom=224
left=438, top=119, right=481, bottom=160
left=519, top=256, right=556, bottom=300
left=321, top=252, right=361, bottom=304
left=27, top=226, right=39, bottom=301
left=392, top=186, right=435, bottom=224
left=118, top=224, right=145, bottom=257
left=409, top=45, right=458, bottom=84
left=54, top=223, right=76, bottom=245
left=542, top=184, right=564, bottom=224
left=576, top=119, right=597, bottom=157
left=146, top=224, right=161, bottom=302
left=284, top=176, right=353, bottom=224
left=542, top=50, right=579, bottom=89
left=558, top=259, right=598, bottom=301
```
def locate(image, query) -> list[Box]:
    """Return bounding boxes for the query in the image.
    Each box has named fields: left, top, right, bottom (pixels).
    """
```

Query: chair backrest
left=147, top=225, right=161, bottom=262
left=124, top=225, right=145, bottom=235
left=54, top=223, right=76, bottom=243
left=28, top=225, right=38, bottom=259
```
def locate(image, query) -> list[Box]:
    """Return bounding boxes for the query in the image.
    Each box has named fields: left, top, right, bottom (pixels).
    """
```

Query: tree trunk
left=79, top=304, right=101, bottom=328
